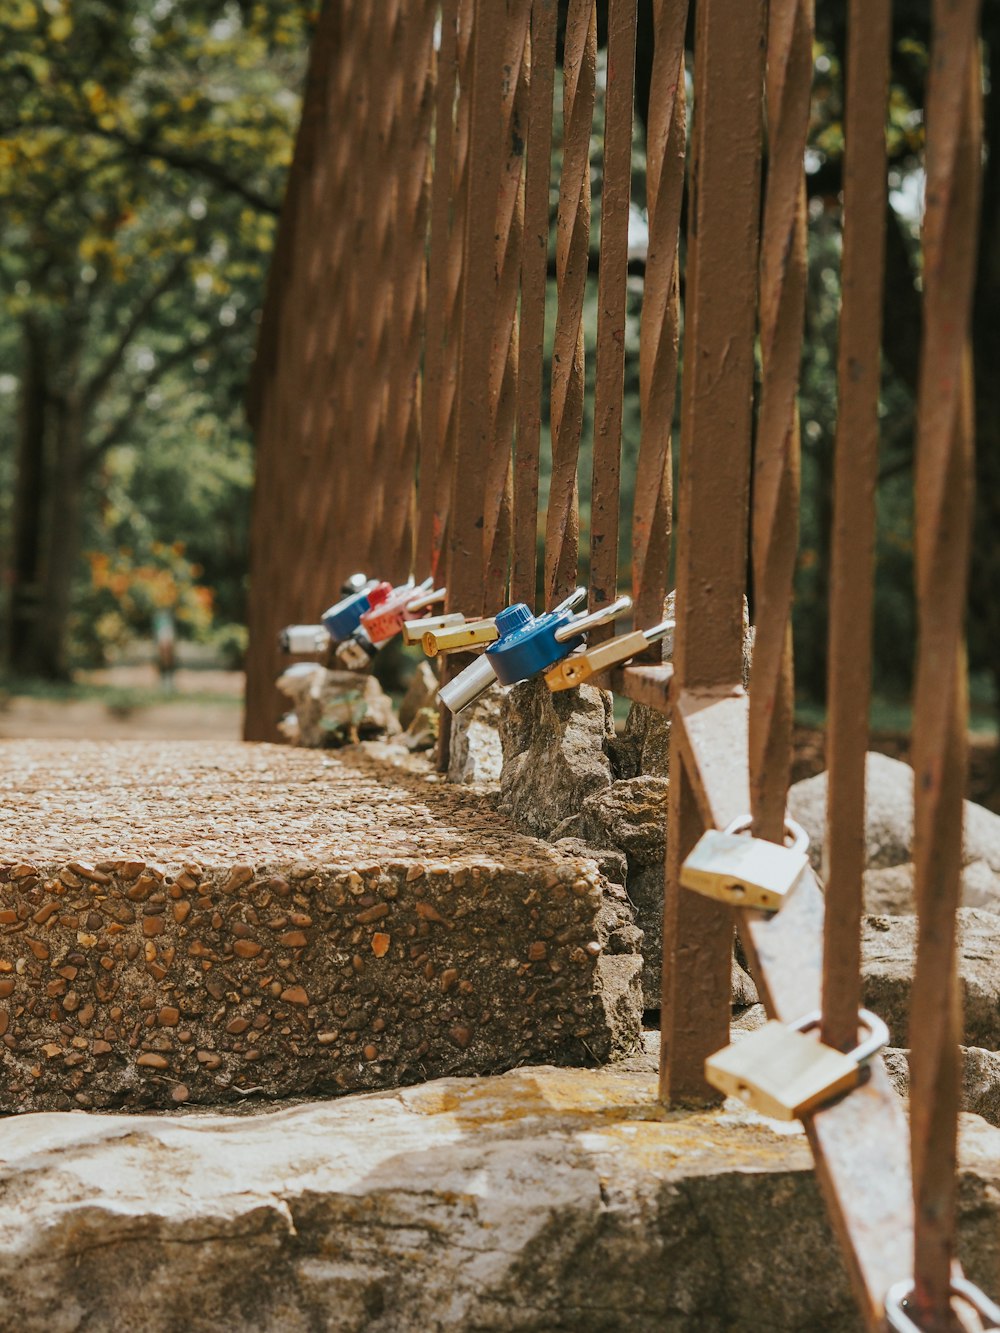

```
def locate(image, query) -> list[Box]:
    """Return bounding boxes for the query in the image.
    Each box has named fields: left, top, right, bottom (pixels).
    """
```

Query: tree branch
left=83, top=321, right=232, bottom=468
left=81, top=253, right=190, bottom=415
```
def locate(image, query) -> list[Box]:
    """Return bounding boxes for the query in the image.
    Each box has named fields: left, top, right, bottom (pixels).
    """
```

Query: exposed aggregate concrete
left=0, top=740, right=642, bottom=1112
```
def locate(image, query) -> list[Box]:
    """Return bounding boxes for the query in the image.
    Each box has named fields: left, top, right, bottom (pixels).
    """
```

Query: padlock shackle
left=551, top=586, right=587, bottom=615
left=554, top=594, right=633, bottom=643
left=885, top=1276, right=1000, bottom=1332
left=725, top=813, right=810, bottom=857
left=642, top=617, right=676, bottom=644
left=407, top=585, right=446, bottom=613
left=790, top=1007, right=889, bottom=1066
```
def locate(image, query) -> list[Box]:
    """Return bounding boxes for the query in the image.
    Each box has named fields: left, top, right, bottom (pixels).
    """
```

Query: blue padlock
left=486, top=603, right=586, bottom=685
left=322, top=577, right=377, bottom=642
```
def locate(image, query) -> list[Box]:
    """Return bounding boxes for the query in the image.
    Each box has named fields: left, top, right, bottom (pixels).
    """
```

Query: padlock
left=334, top=627, right=377, bottom=672
left=486, top=594, right=632, bottom=687
left=439, top=652, right=498, bottom=713
left=322, top=578, right=379, bottom=642
left=362, top=577, right=434, bottom=645
left=704, top=1008, right=889, bottom=1120
left=544, top=617, right=675, bottom=690
left=680, top=815, right=810, bottom=912
left=422, top=618, right=499, bottom=656
left=405, top=585, right=447, bottom=615
left=402, top=612, right=465, bottom=647
left=885, top=1277, right=1000, bottom=1332
left=279, top=624, right=329, bottom=655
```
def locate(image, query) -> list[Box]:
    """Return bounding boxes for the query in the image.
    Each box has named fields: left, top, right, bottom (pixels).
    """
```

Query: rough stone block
left=0, top=740, right=642, bottom=1112
left=0, top=1052, right=998, bottom=1332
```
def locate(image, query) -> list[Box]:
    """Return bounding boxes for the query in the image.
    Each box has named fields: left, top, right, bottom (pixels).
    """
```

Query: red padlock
left=359, top=582, right=413, bottom=645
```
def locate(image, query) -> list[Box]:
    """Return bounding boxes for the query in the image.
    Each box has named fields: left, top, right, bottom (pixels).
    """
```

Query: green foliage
left=0, top=0, right=315, bottom=672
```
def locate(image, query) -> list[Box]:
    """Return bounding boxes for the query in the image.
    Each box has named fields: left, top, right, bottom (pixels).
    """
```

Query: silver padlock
left=885, top=1276, right=1000, bottom=1332
left=335, top=628, right=377, bottom=672
left=279, top=625, right=329, bottom=654
left=439, top=653, right=497, bottom=714
left=705, top=1007, right=889, bottom=1120
left=680, top=815, right=810, bottom=912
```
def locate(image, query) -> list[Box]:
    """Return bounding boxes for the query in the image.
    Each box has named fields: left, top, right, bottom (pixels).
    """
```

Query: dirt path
left=0, top=666, right=245, bottom=742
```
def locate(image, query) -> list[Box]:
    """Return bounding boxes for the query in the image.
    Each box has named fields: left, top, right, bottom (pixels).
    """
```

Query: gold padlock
left=705, top=1008, right=888, bottom=1120
left=422, top=618, right=498, bottom=656
left=401, top=612, right=465, bottom=647
left=544, top=615, right=673, bottom=689
left=679, top=816, right=809, bottom=912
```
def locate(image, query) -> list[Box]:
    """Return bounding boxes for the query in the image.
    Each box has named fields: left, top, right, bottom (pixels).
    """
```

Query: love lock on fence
left=704, top=1008, right=889, bottom=1121
left=543, top=615, right=675, bottom=689
left=680, top=815, right=811, bottom=913
left=438, top=589, right=636, bottom=714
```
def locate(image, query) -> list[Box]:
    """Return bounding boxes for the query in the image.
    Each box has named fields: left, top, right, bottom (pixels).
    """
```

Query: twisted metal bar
left=512, top=0, right=557, bottom=606
left=748, top=0, right=813, bottom=843
left=909, top=0, right=982, bottom=1322
left=483, top=0, right=532, bottom=608
left=588, top=0, right=637, bottom=633
left=821, top=0, right=890, bottom=1055
left=383, top=0, right=437, bottom=582
left=544, top=0, right=596, bottom=606
left=417, top=0, right=461, bottom=584
left=632, top=0, right=688, bottom=632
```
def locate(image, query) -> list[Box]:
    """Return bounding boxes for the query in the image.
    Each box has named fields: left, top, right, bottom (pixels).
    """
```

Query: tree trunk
left=5, top=320, right=49, bottom=675
left=33, top=388, right=87, bottom=680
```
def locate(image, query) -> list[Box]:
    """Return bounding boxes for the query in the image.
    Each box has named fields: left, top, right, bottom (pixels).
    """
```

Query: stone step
left=1, top=1048, right=998, bottom=1332
left=0, top=740, right=642, bottom=1112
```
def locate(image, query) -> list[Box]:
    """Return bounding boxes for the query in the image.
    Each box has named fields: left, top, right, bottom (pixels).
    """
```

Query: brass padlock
left=544, top=616, right=674, bottom=690
left=422, top=618, right=498, bottom=656
left=680, top=815, right=809, bottom=912
left=401, top=613, right=465, bottom=647
left=885, top=1276, right=1000, bottom=1333
left=705, top=1008, right=889, bottom=1120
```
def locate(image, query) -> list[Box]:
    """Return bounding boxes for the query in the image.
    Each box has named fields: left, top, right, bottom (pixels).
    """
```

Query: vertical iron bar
left=749, top=0, right=813, bottom=844
left=909, top=0, right=982, bottom=1323
left=544, top=0, right=596, bottom=606
left=244, top=1, right=341, bottom=740
left=632, top=0, right=688, bottom=634
left=417, top=0, right=461, bottom=584
left=447, top=0, right=506, bottom=618
left=438, top=0, right=476, bottom=602
left=384, top=0, right=437, bottom=583
left=589, top=0, right=637, bottom=630
left=298, top=0, right=363, bottom=601
left=339, top=4, right=380, bottom=573
left=483, top=0, right=532, bottom=608
left=661, top=0, right=766, bottom=1104
left=512, top=0, right=557, bottom=607
left=355, top=0, right=403, bottom=572
left=821, top=0, right=890, bottom=1053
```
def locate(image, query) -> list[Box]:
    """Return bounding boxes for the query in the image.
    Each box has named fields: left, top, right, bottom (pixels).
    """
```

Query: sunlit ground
left=0, top=642, right=243, bottom=742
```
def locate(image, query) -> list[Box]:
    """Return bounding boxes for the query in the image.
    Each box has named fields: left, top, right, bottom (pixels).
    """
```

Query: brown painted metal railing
left=245, top=3, right=988, bottom=1328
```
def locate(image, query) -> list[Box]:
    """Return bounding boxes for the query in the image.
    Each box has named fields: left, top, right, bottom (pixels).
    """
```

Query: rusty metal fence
left=245, top=1, right=987, bottom=1327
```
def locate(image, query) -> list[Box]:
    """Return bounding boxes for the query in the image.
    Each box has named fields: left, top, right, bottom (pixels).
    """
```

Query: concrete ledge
left=0, top=741, right=642, bottom=1111
left=1, top=1054, right=998, bottom=1332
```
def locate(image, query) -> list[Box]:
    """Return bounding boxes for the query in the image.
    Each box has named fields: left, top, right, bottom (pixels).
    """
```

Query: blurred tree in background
left=0, top=0, right=996, bottom=738
left=0, top=0, right=315, bottom=675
